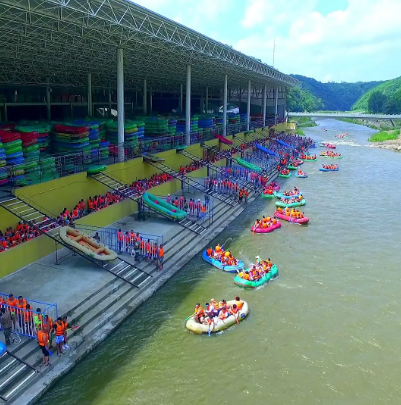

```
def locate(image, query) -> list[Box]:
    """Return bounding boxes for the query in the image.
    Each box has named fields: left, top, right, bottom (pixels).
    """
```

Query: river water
left=38, top=119, right=401, bottom=405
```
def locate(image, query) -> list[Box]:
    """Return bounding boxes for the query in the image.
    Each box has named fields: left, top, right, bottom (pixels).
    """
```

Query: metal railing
left=74, top=224, right=163, bottom=259
left=0, top=294, right=58, bottom=339
left=3, top=119, right=271, bottom=189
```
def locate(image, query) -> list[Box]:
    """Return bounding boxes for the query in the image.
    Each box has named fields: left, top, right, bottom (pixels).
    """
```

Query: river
left=38, top=119, right=401, bottom=405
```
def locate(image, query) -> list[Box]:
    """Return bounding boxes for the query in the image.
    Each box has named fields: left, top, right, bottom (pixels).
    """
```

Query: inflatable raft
left=301, top=157, right=317, bottom=162
left=0, top=341, right=6, bottom=355
left=216, top=135, right=233, bottom=145
left=274, top=211, right=309, bottom=224
left=287, top=165, right=298, bottom=170
left=256, top=143, right=276, bottom=156
left=143, top=192, right=187, bottom=220
left=319, top=143, right=336, bottom=149
left=251, top=221, right=281, bottom=233
left=319, top=167, right=339, bottom=172
left=295, top=173, right=308, bottom=178
left=234, top=264, right=278, bottom=288
left=274, top=192, right=300, bottom=199
left=202, top=250, right=244, bottom=273
left=236, top=158, right=262, bottom=172
left=322, top=155, right=343, bottom=159
left=279, top=172, right=291, bottom=178
left=185, top=300, right=249, bottom=334
left=275, top=199, right=306, bottom=208
left=59, top=227, right=118, bottom=261
left=261, top=191, right=275, bottom=199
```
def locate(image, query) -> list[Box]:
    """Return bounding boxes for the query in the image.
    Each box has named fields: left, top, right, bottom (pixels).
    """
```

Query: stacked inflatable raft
left=106, top=120, right=139, bottom=148
left=52, top=124, right=90, bottom=154
left=143, top=117, right=168, bottom=137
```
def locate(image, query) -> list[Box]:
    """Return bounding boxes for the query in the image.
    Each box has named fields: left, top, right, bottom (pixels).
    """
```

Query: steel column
left=143, top=79, right=147, bottom=115
left=185, top=64, right=191, bottom=146
left=247, top=80, right=251, bottom=131
left=262, top=84, right=267, bottom=126
left=180, top=83, right=183, bottom=112
left=117, top=48, right=125, bottom=162
left=275, top=87, right=279, bottom=125
left=149, top=89, right=153, bottom=114
left=223, top=74, right=228, bottom=137
left=205, top=86, right=209, bottom=112
left=87, top=72, right=92, bottom=117
left=46, top=81, right=51, bottom=121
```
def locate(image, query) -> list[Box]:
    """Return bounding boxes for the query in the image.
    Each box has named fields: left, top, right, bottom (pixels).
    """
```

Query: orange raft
left=59, top=226, right=118, bottom=261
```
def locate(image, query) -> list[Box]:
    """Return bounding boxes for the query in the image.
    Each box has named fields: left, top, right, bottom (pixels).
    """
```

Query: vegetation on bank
left=289, top=117, right=317, bottom=127
left=296, top=128, right=305, bottom=136
left=289, top=74, right=383, bottom=111
left=338, top=117, right=401, bottom=131
left=368, top=130, right=400, bottom=142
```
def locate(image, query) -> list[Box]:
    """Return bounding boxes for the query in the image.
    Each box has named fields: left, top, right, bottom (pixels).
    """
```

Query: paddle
left=185, top=313, right=195, bottom=322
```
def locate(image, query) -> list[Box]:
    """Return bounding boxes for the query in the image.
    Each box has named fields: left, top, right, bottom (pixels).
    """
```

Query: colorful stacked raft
left=52, top=124, right=90, bottom=154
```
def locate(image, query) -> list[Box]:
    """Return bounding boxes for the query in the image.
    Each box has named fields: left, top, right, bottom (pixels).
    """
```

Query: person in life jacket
left=37, top=325, right=50, bottom=366
left=193, top=304, right=205, bottom=324
left=53, top=317, right=65, bottom=356
left=34, top=308, right=44, bottom=332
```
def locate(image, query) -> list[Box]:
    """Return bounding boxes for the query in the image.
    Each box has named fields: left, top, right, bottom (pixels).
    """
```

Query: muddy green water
left=39, top=120, right=401, bottom=405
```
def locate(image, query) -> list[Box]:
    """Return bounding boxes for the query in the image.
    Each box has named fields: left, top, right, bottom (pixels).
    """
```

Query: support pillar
left=143, top=79, right=147, bottom=115
left=108, top=85, right=112, bottom=113
left=262, top=84, right=267, bottom=127
left=275, top=87, right=279, bottom=125
left=149, top=89, right=153, bottom=114
left=87, top=73, right=92, bottom=117
left=246, top=80, right=251, bottom=131
left=185, top=65, right=192, bottom=146
left=117, top=48, right=125, bottom=162
left=180, top=84, right=183, bottom=113
left=46, top=82, right=51, bottom=121
left=223, top=74, right=228, bottom=137
left=205, top=87, right=209, bottom=113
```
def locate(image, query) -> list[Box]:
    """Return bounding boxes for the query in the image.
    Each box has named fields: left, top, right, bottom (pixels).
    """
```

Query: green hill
left=289, top=75, right=383, bottom=111
left=352, top=76, right=401, bottom=112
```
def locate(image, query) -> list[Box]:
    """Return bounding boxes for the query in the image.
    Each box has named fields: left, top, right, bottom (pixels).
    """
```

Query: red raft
left=274, top=211, right=309, bottom=224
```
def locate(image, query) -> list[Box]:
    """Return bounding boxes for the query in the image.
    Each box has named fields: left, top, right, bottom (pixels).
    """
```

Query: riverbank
left=366, top=129, right=401, bottom=152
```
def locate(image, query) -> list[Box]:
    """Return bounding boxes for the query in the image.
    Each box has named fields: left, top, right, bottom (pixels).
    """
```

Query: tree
left=383, top=90, right=401, bottom=114
left=368, top=91, right=387, bottom=113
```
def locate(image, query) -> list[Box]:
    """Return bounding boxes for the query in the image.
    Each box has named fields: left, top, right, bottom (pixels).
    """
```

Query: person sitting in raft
left=204, top=314, right=215, bottom=330
left=193, top=303, right=205, bottom=324
left=235, top=296, right=244, bottom=310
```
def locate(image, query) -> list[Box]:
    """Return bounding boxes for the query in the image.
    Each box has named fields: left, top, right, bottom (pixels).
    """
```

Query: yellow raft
left=186, top=300, right=249, bottom=334
left=59, top=227, right=118, bottom=261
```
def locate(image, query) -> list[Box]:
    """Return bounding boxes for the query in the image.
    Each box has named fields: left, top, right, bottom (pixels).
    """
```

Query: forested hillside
left=351, top=76, right=401, bottom=113
left=288, top=75, right=383, bottom=111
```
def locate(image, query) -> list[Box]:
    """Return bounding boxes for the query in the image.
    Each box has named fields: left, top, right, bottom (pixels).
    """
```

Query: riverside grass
left=368, top=130, right=399, bottom=142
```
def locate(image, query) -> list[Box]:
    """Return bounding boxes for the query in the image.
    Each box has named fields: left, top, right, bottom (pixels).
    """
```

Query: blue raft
left=295, top=173, right=308, bottom=178
left=274, top=191, right=301, bottom=199
left=202, top=250, right=244, bottom=273
left=319, top=167, right=339, bottom=172
left=277, top=139, right=293, bottom=148
left=0, top=341, right=6, bottom=355
left=256, top=143, right=276, bottom=156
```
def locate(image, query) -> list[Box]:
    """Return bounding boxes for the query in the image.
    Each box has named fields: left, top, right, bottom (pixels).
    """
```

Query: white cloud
left=131, top=0, right=401, bottom=82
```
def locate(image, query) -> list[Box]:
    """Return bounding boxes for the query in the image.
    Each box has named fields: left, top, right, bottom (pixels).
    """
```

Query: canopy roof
left=0, top=0, right=299, bottom=93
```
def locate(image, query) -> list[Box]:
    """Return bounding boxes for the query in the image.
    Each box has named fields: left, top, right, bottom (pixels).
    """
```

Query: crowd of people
left=279, top=187, right=300, bottom=197
left=191, top=296, right=245, bottom=327
left=252, top=216, right=279, bottom=230
left=206, top=244, right=239, bottom=267
left=320, top=150, right=342, bottom=157
left=321, top=164, right=339, bottom=170
left=0, top=223, right=42, bottom=252
left=276, top=206, right=306, bottom=219
left=279, top=194, right=303, bottom=204
left=237, top=257, right=274, bottom=281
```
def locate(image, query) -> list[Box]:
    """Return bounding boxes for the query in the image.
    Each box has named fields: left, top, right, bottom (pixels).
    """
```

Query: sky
left=132, top=0, right=401, bottom=83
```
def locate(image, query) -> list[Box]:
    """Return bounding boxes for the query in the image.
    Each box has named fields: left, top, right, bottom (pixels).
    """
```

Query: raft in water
left=319, top=167, right=339, bottom=172
left=261, top=191, right=275, bottom=198
left=202, top=250, right=244, bottom=273
left=279, top=172, right=291, bottom=178
left=234, top=264, right=278, bottom=288
left=250, top=221, right=282, bottom=233
left=274, top=192, right=300, bottom=200
left=185, top=300, right=249, bottom=334
left=274, top=211, right=309, bottom=224
left=275, top=199, right=306, bottom=208
left=295, top=173, right=308, bottom=178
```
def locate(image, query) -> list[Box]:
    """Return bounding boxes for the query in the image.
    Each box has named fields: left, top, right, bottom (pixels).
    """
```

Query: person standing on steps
left=37, top=325, right=50, bottom=366
left=0, top=307, right=13, bottom=345
left=53, top=317, right=65, bottom=356
left=158, top=244, right=164, bottom=271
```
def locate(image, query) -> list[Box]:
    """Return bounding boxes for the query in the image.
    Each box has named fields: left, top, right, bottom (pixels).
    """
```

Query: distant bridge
left=288, top=112, right=401, bottom=120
